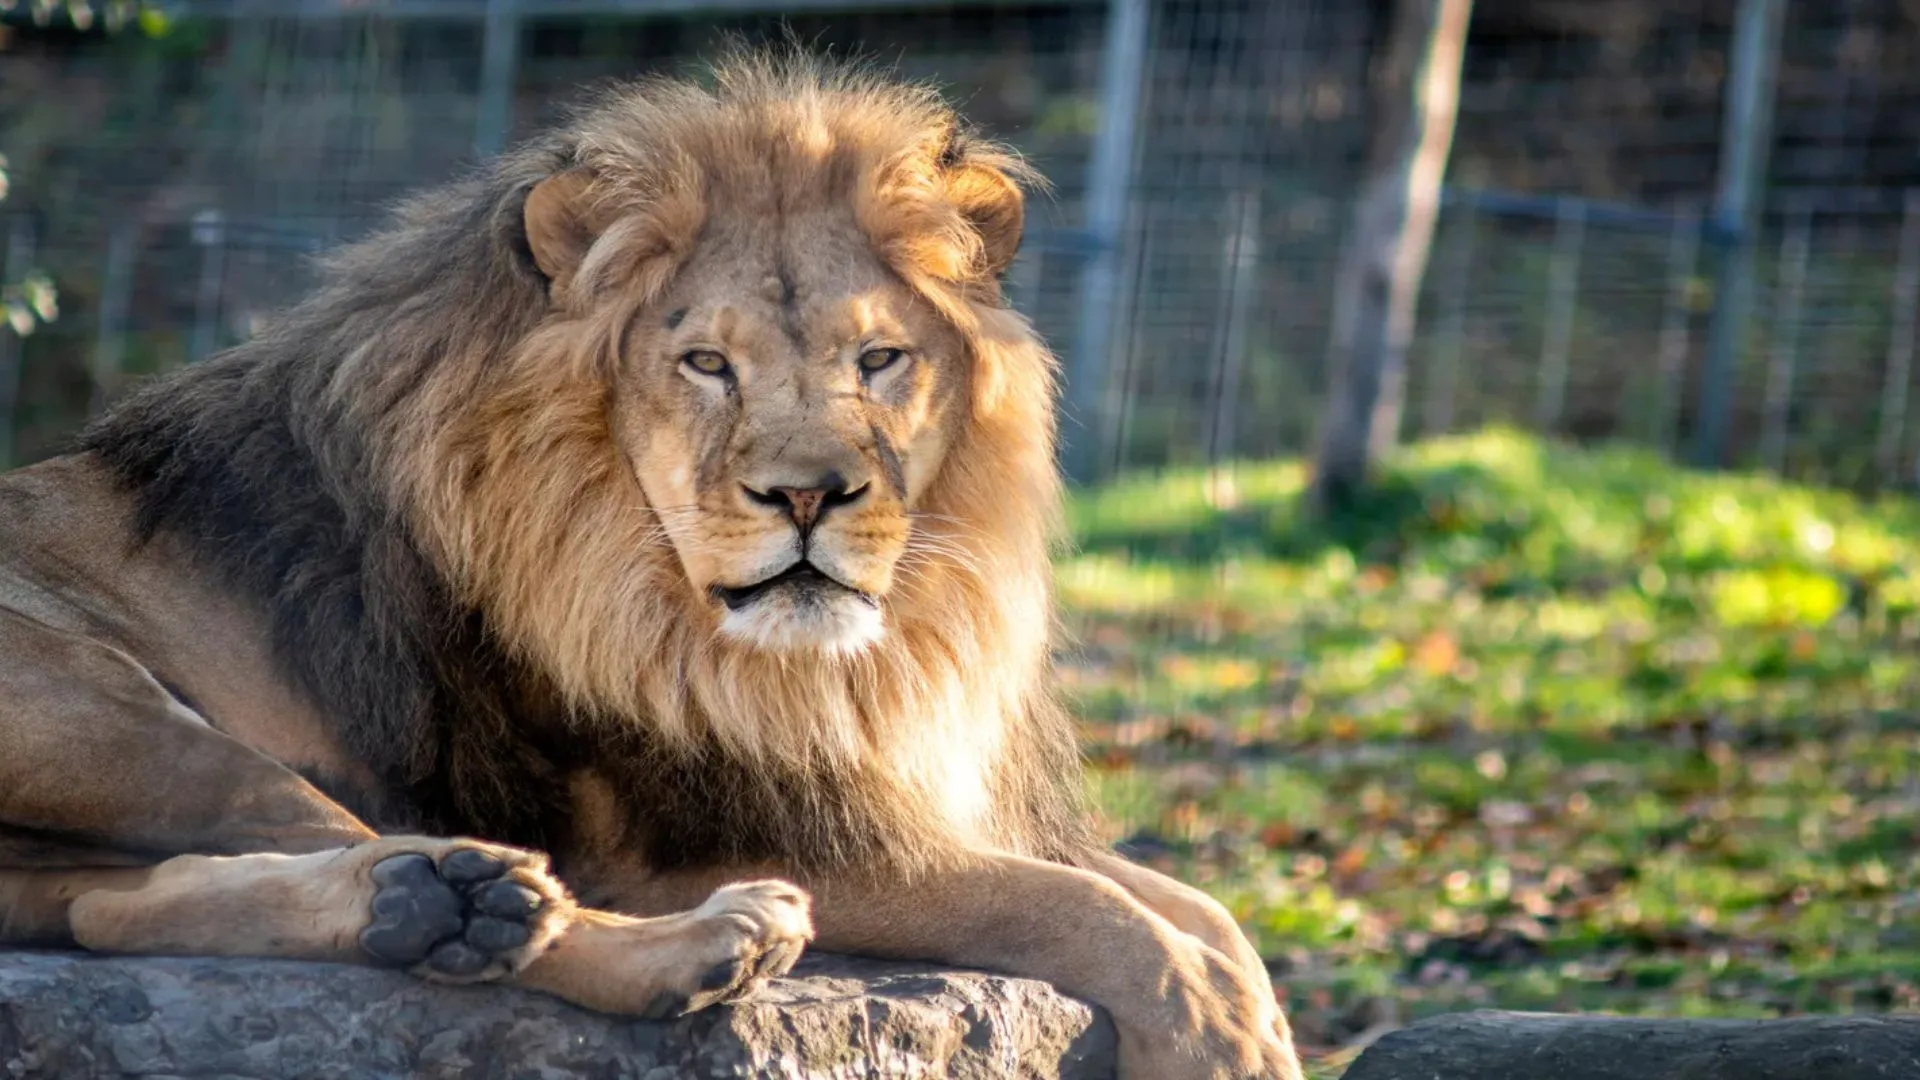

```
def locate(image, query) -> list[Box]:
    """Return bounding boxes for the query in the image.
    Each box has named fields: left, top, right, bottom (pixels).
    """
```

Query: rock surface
left=28, top=952, right=1920, bottom=1080
left=0, top=950, right=1117, bottom=1079
left=1341, top=1009, right=1920, bottom=1080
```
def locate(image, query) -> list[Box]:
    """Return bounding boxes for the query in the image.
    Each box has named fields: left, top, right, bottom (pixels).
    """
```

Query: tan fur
left=56, top=837, right=809, bottom=1012
left=66, top=839, right=567, bottom=970
left=571, top=855, right=1300, bottom=1080
left=518, top=880, right=814, bottom=1017
left=0, top=49, right=1300, bottom=1079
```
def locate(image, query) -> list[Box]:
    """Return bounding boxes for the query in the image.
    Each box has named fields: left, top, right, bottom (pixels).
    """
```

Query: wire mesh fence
left=4, top=0, right=1920, bottom=490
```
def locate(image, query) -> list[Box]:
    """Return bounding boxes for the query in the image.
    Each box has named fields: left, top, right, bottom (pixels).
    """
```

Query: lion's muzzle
left=711, top=561, right=876, bottom=613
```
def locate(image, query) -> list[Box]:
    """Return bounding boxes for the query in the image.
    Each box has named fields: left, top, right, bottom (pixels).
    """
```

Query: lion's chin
left=717, top=590, right=886, bottom=656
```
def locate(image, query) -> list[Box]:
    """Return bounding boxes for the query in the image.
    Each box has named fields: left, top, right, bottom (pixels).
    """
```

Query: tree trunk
left=1310, top=0, right=1473, bottom=513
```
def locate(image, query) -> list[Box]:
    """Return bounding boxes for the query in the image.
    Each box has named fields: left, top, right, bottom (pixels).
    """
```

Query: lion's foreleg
left=0, top=607, right=377, bottom=859
left=1083, top=849, right=1276, bottom=1001
left=814, top=854, right=1301, bottom=1080
left=63, top=837, right=575, bottom=984
left=0, top=867, right=151, bottom=947
left=52, top=838, right=812, bottom=1020
left=590, top=854, right=1303, bottom=1080
left=510, top=878, right=812, bottom=1018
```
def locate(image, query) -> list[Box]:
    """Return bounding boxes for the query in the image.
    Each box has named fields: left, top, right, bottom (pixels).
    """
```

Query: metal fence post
left=474, top=0, right=521, bottom=159
left=1881, top=189, right=1920, bottom=484
left=1760, top=200, right=1811, bottom=471
left=1654, top=206, right=1703, bottom=452
left=1424, top=201, right=1477, bottom=436
left=1063, top=0, right=1150, bottom=486
left=0, top=216, right=33, bottom=470
left=90, top=221, right=138, bottom=415
left=1205, top=186, right=1261, bottom=466
left=1692, top=0, right=1787, bottom=469
left=1104, top=199, right=1158, bottom=477
left=190, top=209, right=227, bottom=363
left=1533, top=196, right=1586, bottom=432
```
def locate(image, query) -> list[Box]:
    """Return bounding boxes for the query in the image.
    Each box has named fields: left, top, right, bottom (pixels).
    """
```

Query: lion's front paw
left=654, top=879, right=814, bottom=1016
left=509, top=878, right=813, bottom=1020
left=1118, top=940, right=1304, bottom=1080
left=355, top=838, right=572, bottom=983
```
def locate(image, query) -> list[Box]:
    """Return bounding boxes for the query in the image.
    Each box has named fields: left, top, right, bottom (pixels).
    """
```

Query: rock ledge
left=1342, top=1009, right=1920, bottom=1080
left=0, top=950, right=1117, bottom=1079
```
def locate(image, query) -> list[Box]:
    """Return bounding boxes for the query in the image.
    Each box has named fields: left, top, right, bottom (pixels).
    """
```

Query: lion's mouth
left=713, top=562, right=878, bottom=612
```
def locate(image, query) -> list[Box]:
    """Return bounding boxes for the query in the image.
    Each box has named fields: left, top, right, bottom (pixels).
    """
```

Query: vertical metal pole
left=1063, top=0, right=1151, bottom=485
left=0, top=217, right=32, bottom=470
left=1106, top=199, right=1159, bottom=477
left=1760, top=200, right=1811, bottom=471
left=1424, top=201, right=1477, bottom=436
left=1692, top=0, right=1787, bottom=468
left=1534, top=197, right=1586, bottom=432
left=473, top=0, right=521, bottom=159
left=1881, top=190, right=1920, bottom=483
left=190, top=209, right=227, bottom=363
left=1205, top=187, right=1261, bottom=466
left=90, top=221, right=138, bottom=415
left=1654, top=206, right=1703, bottom=452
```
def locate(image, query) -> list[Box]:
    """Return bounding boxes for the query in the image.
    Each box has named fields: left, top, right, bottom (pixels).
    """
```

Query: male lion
left=0, top=52, right=1301, bottom=1080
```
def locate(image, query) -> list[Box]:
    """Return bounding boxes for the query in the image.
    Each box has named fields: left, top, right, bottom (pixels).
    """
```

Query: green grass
left=1057, top=426, right=1920, bottom=1069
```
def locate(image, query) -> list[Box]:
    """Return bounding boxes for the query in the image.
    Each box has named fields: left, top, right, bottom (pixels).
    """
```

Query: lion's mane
left=77, top=50, right=1097, bottom=877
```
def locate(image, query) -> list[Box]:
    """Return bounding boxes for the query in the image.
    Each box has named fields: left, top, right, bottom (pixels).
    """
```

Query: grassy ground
left=1057, top=427, right=1920, bottom=1074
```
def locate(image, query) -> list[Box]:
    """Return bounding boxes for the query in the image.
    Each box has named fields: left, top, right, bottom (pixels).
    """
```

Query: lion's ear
left=524, top=168, right=599, bottom=294
left=946, top=162, right=1025, bottom=281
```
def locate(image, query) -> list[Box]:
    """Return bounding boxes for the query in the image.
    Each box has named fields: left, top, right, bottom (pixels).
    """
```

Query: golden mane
left=359, top=51, right=1080, bottom=859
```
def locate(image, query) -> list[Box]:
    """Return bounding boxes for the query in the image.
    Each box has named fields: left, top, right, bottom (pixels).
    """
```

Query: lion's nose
left=743, top=472, right=866, bottom=534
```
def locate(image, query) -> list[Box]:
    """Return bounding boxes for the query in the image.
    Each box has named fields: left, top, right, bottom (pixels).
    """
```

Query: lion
left=0, top=50, right=1302, bottom=1080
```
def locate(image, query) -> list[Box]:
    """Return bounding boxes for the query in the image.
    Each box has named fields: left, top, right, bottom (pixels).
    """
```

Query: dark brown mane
left=77, top=157, right=572, bottom=845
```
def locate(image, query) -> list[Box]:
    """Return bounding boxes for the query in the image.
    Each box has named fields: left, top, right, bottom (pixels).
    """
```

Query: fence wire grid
left=4, top=0, right=1920, bottom=491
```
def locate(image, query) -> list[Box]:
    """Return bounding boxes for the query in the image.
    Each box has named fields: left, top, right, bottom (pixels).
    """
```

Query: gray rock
left=1341, top=1009, right=1920, bottom=1080
left=0, top=950, right=1117, bottom=1079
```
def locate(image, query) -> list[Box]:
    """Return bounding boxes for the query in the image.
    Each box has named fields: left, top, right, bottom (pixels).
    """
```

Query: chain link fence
left=4, top=0, right=1920, bottom=490
left=1412, top=0, right=1920, bottom=492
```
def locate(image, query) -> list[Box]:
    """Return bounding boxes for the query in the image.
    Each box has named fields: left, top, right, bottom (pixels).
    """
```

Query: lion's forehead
left=679, top=213, right=896, bottom=309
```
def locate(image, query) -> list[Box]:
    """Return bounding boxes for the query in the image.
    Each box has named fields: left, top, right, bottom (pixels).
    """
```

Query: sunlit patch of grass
left=1058, top=426, right=1920, bottom=1054
left=1067, top=459, right=1310, bottom=552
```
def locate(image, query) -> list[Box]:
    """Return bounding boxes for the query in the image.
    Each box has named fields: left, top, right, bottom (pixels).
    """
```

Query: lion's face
left=612, top=215, right=969, bottom=655
left=507, top=72, right=1036, bottom=668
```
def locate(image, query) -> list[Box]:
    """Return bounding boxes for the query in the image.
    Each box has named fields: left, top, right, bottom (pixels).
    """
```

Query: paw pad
left=359, top=849, right=546, bottom=976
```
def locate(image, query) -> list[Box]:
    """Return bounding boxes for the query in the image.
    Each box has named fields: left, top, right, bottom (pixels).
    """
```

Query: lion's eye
left=682, top=350, right=732, bottom=378
left=858, top=348, right=906, bottom=374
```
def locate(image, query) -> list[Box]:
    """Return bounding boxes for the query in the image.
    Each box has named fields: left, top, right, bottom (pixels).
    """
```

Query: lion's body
left=0, top=453, right=378, bottom=867
left=0, top=52, right=1301, bottom=1080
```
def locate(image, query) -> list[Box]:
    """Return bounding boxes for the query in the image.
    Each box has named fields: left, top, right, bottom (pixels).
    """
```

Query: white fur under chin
left=719, top=595, right=886, bottom=656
